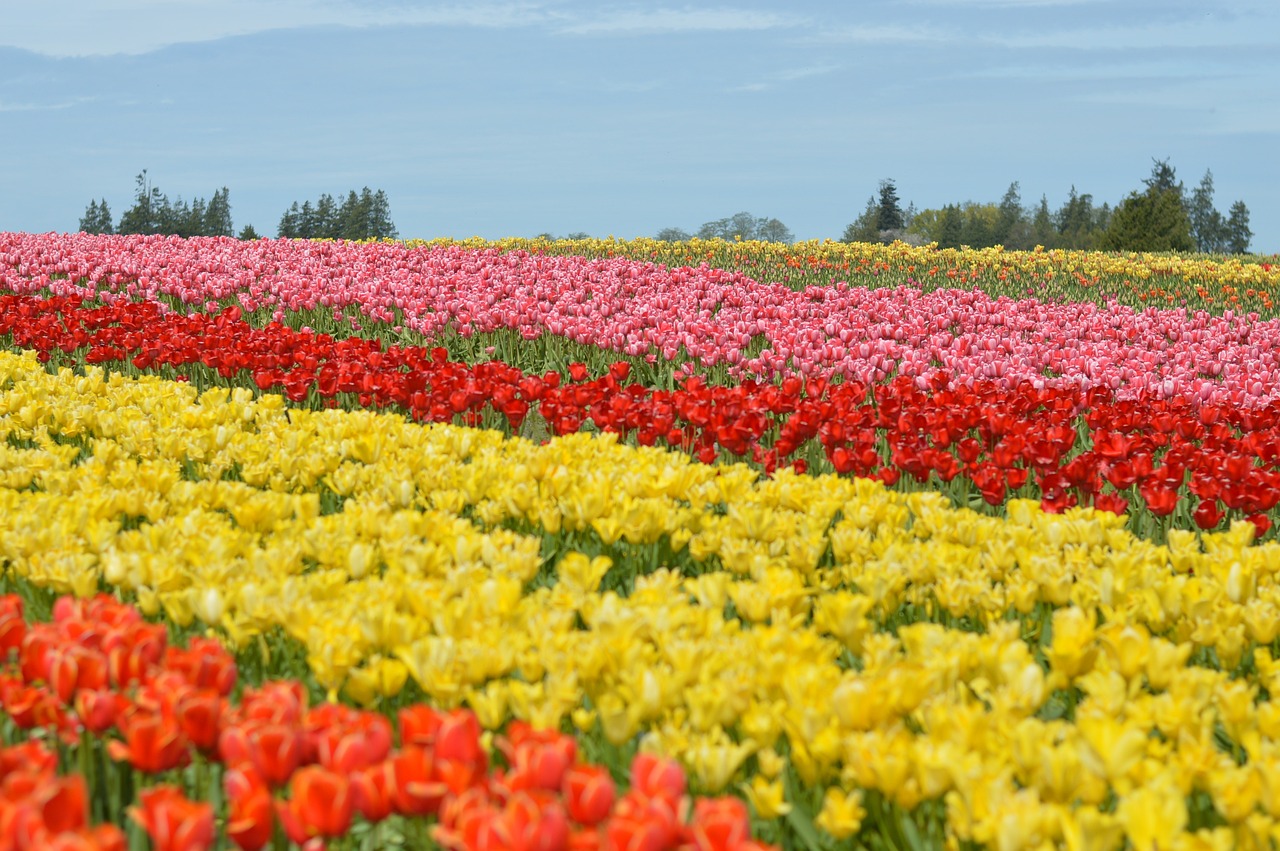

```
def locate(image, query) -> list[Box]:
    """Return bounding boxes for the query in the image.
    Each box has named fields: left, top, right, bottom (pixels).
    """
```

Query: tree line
left=651, top=158, right=1253, bottom=254
left=77, top=172, right=398, bottom=241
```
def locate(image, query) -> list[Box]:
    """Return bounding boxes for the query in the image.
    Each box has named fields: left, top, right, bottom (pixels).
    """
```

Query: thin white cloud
left=555, top=7, right=801, bottom=36
left=809, top=24, right=957, bottom=44
left=905, top=0, right=1109, bottom=5
left=732, top=63, right=840, bottom=93
left=0, top=96, right=100, bottom=112
left=981, top=19, right=1279, bottom=50
left=1, top=0, right=553, bottom=57
left=777, top=64, right=841, bottom=81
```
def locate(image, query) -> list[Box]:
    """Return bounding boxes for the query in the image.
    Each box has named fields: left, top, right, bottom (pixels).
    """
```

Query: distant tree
left=697, top=212, right=755, bottom=241
left=960, top=203, right=998, bottom=249
left=565, top=231, right=591, bottom=240
left=204, top=187, right=233, bottom=237
left=1144, top=157, right=1183, bottom=198
left=365, top=189, right=397, bottom=239
left=278, top=203, right=303, bottom=238
left=1225, top=201, right=1253, bottom=254
left=1099, top=186, right=1194, bottom=252
left=938, top=204, right=964, bottom=249
left=695, top=212, right=792, bottom=242
left=877, top=180, right=904, bottom=232
left=314, top=194, right=338, bottom=239
left=1032, top=195, right=1055, bottom=248
left=238, top=224, right=261, bottom=240
left=756, top=218, right=794, bottom=243
left=117, top=171, right=167, bottom=235
left=1188, top=170, right=1228, bottom=253
left=1055, top=186, right=1099, bottom=248
left=79, top=198, right=114, bottom=234
left=110, top=171, right=234, bottom=237
left=993, top=182, right=1032, bottom=248
left=655, top=227, right=691, bottom=242
left=278, top=188, right=396, bottom=239
left=842, top=196, right=879, bottom=244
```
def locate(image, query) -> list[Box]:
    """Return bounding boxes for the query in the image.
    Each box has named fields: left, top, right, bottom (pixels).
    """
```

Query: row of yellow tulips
left=5, top=349, right=1280, bottom=848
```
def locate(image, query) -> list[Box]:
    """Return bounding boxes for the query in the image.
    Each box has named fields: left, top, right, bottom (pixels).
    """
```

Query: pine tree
left=368, top=189, right=397, bottom=239
left=78, top=199, right=114, bottom=234
left=938, top=205, right=963, bottom=250
left=841, top=196, right=880, bottom=244
left=1099, top=187, right=1193, bottom=252
left=877, top=180, right=904, bottom=232
left=1225, top=201, right=1252, bottom=254
left=117, top=171, right=165, bottom=235
left=1189, top=170, right=1226, bottom=253
left=993, top=182, right=1023, bottom=247
left=278, top=202, right=303, bottom=238
left=204, top=188, right=233, bottom=237
left=1032, top=196, right=1055, bottom=248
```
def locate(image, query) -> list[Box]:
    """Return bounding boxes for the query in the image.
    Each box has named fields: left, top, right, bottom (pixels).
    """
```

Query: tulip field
left=4, top=231, right=1280, bottom=851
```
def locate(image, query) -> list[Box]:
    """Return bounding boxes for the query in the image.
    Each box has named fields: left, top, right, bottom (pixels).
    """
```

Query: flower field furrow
left=6, top=233, right=1280, bottom=403
left=5, top=292, right=1280, bottom=536
left=8, top=352, right=1280, bottom=847
left=2, top=592, right=773, bottom=851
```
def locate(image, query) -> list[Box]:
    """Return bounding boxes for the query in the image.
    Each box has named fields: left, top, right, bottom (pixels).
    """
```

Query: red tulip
left=277, top=766, right=353, bottom=841
left=108, top=710, right=191, bottom=774
left=224, top=768, right=275, bottom=851
left=563, top=764, right=616, bottom=826
left=128, top=786, right=215, bottom=851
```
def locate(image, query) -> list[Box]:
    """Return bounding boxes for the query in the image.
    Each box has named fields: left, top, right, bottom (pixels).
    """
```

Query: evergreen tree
left=877, top=179, right=904, bottom=232
left=314, top=194, right=338, bottom=239
left=278, top=188, right=397, bottom=239
left=1190, top=170, right=1237, bottom=254
left=960, top=203, right=997, bottom=249
left=204, top=187, right=233, bottom=237
left=841, top=196, right=880, bottom=244
left=337, top=190, right=364, bottom=240
left=993, top=182, right=1026, bottom=247
left=1143, top=158, right=1183, bottom=198
left=1099, top=186, right=1194, bottom=252
left=1032, top=195, right=1055, bottom=248
left=278, top=202, right=303, bottom=238
left=238, top=224, right=261, bottom=240
left=78, top=199, right=114, bottom=234
left=367, top=189, right=397, bottom=239
left=938, top=204, right=963, bottom=250
left=117, top=171, right=166, bottom=235
left=1225, top=201, right=1252, bottom=254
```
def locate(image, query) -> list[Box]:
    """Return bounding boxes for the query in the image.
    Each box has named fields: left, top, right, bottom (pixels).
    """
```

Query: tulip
left=107, top=711, right=190, bottom=774
left=278, top=766, right=354, bottom=841
left=224, top=768, right=275, bottom=851
left=563, top=764, right=616, bottom=826
left=128, top=786, right=215, bottom=851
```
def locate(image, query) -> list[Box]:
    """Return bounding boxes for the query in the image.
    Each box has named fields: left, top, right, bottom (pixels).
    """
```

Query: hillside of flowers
left=4, top=230, right=1280, bottom=850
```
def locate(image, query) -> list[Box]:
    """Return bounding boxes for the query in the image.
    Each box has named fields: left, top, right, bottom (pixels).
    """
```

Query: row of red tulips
left=0, top=593, right=777, bottom=851
left=5, top=293, right=1280, bottom=534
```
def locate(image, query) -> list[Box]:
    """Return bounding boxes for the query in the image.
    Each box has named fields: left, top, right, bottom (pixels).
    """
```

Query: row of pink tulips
left=4, top=233, right=1280, bottom=406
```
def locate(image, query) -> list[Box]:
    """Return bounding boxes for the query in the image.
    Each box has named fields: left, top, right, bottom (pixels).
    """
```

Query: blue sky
left=2, top=0, right=1277, bottom=252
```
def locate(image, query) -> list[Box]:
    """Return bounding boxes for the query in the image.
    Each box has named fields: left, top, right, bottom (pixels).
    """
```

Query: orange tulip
left=563, top=764, right=616, bottom=826
left=108, top=711, right=190, bottom=774
left=352, top=761, right=395, bottom=822
left=128, top=786, right=214, bottom=851
left=278, top=766, right=354, bottom=841
left=224, top=768, right=275, bottom=851
left=390, top=745, right=449, bottom=817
